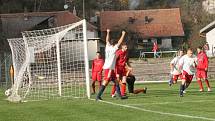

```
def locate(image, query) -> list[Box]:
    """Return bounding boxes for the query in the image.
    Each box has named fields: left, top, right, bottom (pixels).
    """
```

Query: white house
left=1, top=11, right=102, bottom=60
left=200, top=20, right=215, bottom=57
left=202, top=0, right=215, bottom=14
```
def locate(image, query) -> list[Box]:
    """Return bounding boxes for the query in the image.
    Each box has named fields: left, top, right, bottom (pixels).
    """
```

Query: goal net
left=7, top=20, right=90, bottom=102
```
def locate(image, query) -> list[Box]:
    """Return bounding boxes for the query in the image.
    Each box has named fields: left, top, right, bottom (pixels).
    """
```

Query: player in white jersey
left=96, top=29, right=127, bottom=100
left=169, top=50, right=184, bottom=86
left=178, top=49, right=197, bottom=97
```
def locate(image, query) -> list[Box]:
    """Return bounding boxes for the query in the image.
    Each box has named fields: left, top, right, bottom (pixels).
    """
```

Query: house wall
left=203, top=0, right=215, bottom=14
left=160, top=38, right=172, bottom=49
left=60, top=30, right=99, bottom=61
left=206, top=28, right=215, bottom=57
left=87, top=40, right=98, bottom=60
left=136, top=37, right=172, bottom=50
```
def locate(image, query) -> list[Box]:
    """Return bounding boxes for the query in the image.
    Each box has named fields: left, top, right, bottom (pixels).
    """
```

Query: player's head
left=178, top=49, right=184, bottom=57
left=121, top=42, right=128, bottom=51
left=197, top=46, right=203, bottom=54
left=96, top=51, right=101, bottom=59
left=109, top=39, right=117, bottom=46
left=187, top=48, right=193, bottom=57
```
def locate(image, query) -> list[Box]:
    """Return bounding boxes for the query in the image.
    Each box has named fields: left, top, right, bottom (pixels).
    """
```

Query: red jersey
left=152, top=42, right=158, bottom=52
left=116, top=49, right=128, bottom=67
left=197, top=51, right=208, bottom=70
left=92, top=58, right=104, bottom=72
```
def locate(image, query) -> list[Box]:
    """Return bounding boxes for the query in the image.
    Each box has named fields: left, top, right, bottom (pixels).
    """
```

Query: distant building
left=100, top=8, right=184, bottom=51
left=202, top=0, right=215, bottom=14
left=0, top=11, right=102, bottom=60
left=200, top=20, right=215, bottom=57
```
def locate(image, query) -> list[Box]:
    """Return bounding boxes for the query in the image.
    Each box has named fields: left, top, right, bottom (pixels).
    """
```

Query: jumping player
left=96, top=29, right=127, bottom=100
left=91, top=52, right=104, bottom=94
left=196, top=46, right=211, bottom=92
left=111, top=43, right=128, bottom=97
left=169, top=50, right=184, bottom=86
left=179, top=49, right=196, bottom=97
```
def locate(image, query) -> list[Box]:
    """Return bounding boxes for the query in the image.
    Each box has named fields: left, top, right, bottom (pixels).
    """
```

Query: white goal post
left=7, top=19, right=90, bottom=102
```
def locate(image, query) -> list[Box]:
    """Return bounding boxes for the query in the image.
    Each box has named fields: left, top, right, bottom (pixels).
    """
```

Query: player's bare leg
left=197, top=77, right=204, bottom=92
left=91, top=81, right=96, bottom=95
left=204, top=78, right=211, bottom=92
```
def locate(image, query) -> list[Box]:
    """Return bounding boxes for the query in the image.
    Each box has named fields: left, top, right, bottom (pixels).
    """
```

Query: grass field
left=0, top=81, right=215, bottom=121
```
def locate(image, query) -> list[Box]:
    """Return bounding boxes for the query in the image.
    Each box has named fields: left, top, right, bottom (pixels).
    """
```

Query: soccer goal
left=7, top=20, right=90, bottom=102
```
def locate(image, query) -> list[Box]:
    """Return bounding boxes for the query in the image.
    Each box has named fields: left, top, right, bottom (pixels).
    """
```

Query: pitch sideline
left=128, top=99, right=215, bottom=105
left=90, top=99, right=215, bottom=121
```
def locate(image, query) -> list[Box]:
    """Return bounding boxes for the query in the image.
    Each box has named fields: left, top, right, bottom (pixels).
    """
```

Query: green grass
left=1, top=81, right=215, bottom=121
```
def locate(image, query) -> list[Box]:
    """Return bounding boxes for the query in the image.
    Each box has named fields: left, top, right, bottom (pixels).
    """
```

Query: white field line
left=90, top=99, right=215, bottom=121
left=128, top=99, right=215, bottom=106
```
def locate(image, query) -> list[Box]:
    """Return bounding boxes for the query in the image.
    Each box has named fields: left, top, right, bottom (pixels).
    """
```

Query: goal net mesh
left=7, top=20, right=90, bottom=102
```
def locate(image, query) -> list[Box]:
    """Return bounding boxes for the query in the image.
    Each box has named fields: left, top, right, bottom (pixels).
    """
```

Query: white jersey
left=103, top=44, right=119, bottom=70
left=170, top=56, right=182, bottom=75
left=179, top=55, right=196, bottom=75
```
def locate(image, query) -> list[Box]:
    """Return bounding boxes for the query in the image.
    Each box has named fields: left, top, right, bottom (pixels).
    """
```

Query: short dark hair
left=187, top=48, right=193, bottom=52
left=109, top=39, right=117, bottom=45
left=197, top=46, right=203, bottom=50
left=121, top=42, right=127, bottom=46
left=96, top=51, right=101, bottom=54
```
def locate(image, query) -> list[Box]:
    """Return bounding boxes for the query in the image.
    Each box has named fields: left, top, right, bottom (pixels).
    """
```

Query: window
left=157, top=38, right=162, bottom=44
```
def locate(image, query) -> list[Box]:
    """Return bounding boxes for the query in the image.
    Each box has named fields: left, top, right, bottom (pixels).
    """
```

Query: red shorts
left=115, top=66, right=126, bottom=77
left=104, top=69, right=116, bottom=81
left=196, top=69, right=207, bottom=79
left=92, top=71, right=102, bottom=82
left=182, top=71, right=193, bottom=82
left=172, top=74, right=182, bottom=82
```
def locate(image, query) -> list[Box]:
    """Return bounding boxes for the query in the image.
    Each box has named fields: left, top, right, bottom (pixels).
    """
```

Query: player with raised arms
left=96, top=29, right=127, bottom=100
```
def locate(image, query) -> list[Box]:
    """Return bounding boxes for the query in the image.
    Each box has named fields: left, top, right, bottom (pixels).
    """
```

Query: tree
left=179, top=0, right=215, bottom=49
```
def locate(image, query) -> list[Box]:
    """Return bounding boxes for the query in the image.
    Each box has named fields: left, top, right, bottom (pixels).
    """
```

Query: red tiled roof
left=100, top=8, right=184, bottom=38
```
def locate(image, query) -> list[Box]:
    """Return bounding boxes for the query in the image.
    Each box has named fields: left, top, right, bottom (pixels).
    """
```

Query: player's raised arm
left=106, top=29, right=110, bottom=45
left=117, top=30, right=126, bottom=47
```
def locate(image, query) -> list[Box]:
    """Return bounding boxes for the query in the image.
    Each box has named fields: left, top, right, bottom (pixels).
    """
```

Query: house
left=202, top=0, right=215, bottom=14
left=100, top=8, right=184, bottom=51
left=200, top=20, right=215, bottom=57
left=0, top=11, right=102, bottom=60
left=0, top=11, right=103, bottom=86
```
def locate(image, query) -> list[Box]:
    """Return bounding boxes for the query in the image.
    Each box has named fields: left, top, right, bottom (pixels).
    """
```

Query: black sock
left=116, top=84, right=122, bottom=97
left=97, top=85, right=106, bottom=98
left=180, top=84, right=185, bottom=95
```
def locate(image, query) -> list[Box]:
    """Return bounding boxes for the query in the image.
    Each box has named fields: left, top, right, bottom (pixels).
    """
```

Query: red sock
left=111, top=84, right=116, bottom=95
left=121, top=83, right=126, bottom=96
left=197, top=80, right=203, bottom=90
left=205, top=79, right=211, bottom=88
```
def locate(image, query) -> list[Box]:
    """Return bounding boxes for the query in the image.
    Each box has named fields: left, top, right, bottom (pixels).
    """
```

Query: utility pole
left=83, top=0, right=85, bottom=18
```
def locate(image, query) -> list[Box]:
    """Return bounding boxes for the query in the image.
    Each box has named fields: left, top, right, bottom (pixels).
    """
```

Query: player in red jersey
left=196, top=46, right=211, bottom=92
left=91, top=52, right=104, bottom=94
left=111, top=43, right=128, bottom=97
